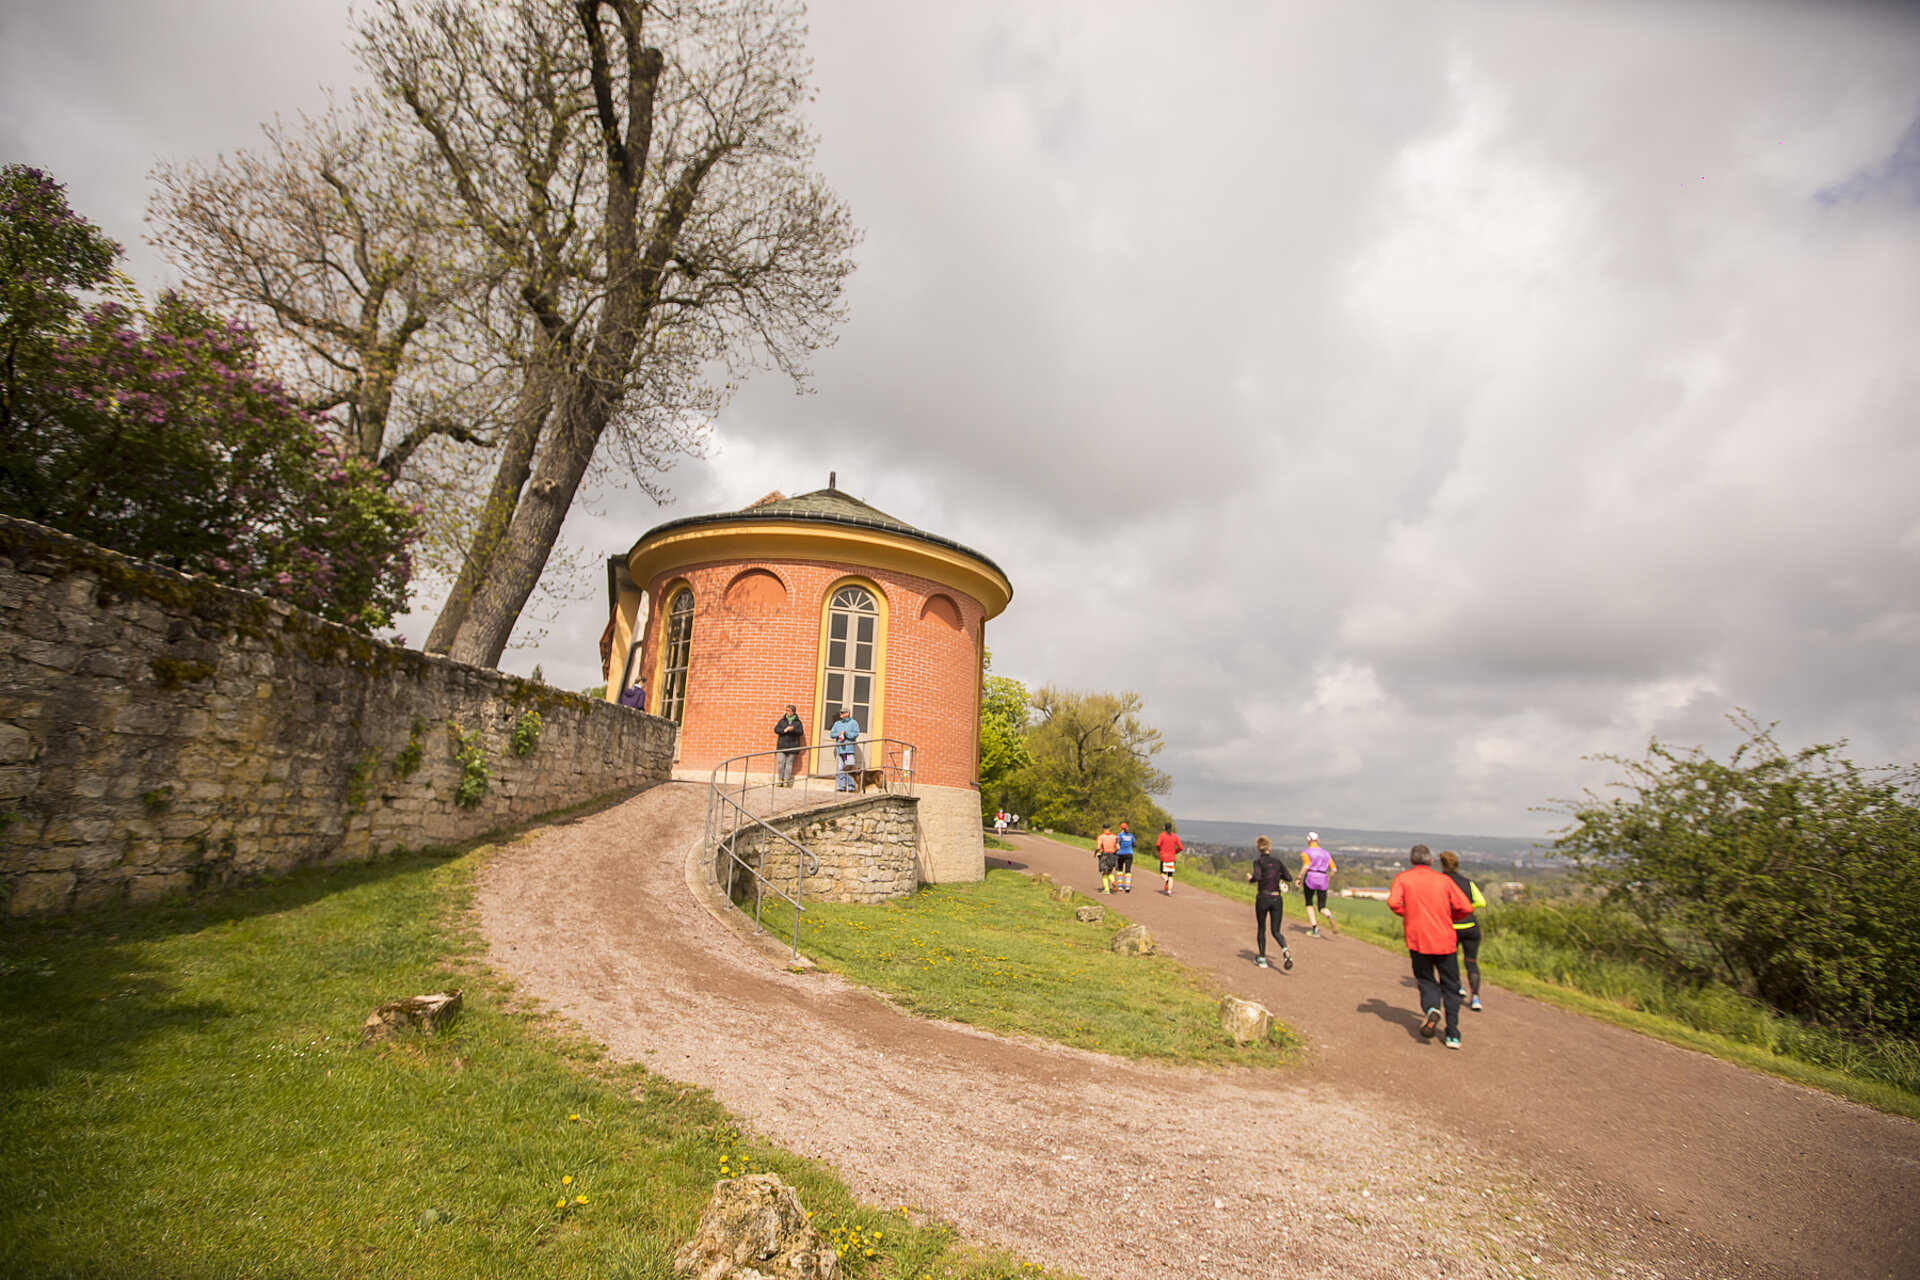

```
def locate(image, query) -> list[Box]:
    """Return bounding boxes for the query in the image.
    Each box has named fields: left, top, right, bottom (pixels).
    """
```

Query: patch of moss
left=140, top=787, right=174, bottom=815
left=149, top=657, right=215, bottom=691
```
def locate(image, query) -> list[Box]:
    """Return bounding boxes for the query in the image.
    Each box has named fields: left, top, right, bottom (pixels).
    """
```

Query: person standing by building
left=1387, top=844, right=1474, bottom=1049
left=1247, top=836, right=1296, bottom=969
left=1298, top=832, right=1339, bottom=937
left=1115, top=821, right=1137, bottom=893
left=1155, top=823, right=1184, bottom=895
left=830, top=707, right=861, bottom=792
left=1094, top=823, right=1120, bottom=893
left=1439, top=850, right=1489, bottom=1012
left=773, top=704, right=806, bottom=787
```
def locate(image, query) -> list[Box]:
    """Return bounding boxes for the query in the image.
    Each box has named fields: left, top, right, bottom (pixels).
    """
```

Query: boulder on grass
left=673, top=1173, right=839, bottom=1280
left=1111, top=923, right=1156, bottom=956
left=1036, top=872, right=1054, bottom=885
left=1074, top=903, right=1106, bottom=924
left=1219, top=995, right=1272, bottom=1045
left=361, top=990, right=462, bottom=1044
left=1048, top=882, right=1075, bottom=903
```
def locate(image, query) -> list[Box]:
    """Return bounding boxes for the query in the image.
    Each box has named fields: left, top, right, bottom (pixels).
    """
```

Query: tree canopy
left=984, top=678, right=1172, bottom=836
left=0, top=165, right=417, bottom=630
left=1554, top=715, right=1920, bottom=1040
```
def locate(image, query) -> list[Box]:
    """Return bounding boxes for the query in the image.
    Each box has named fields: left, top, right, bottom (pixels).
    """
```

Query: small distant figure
left=1439, top=850, right=1489, bottom=1012
left=1299, top=832, right=1339, bottom=936
left=1247, top=835, right=1296, bottom=970
left=1095, top=823, right=1120, bottom=893
left=773, top=704, right=806, bottom=787
left=616, top=681, right=646, bottom=711
left=830, top=707, right=861, bottom=792
left=1155, top=823, right=1183, bottom=895
left=1387, top=844, right=1475, bottom=1049
left=994, top=809, right=1009, bottom=837
left=1115, top=821, right=1136, bottom=893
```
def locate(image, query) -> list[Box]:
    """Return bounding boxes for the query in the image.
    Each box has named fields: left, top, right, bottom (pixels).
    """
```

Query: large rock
left=361, top=990, right=462, bottom=1044
left=1111, top=923, right=1156, bottom=956
left=673, top=1173, right=839, bottom=1280
left=1048, top=882, right=1075, bottom=903
left=1219, top=995, right=1272, bottom=1044
left=1074, top=903, right=1106, bottom=923
left=1036, top=872, right=1054, bottom=885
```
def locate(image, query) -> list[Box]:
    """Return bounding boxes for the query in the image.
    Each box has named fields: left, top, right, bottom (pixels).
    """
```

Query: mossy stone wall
left=0, top=516, right=676, bottom=916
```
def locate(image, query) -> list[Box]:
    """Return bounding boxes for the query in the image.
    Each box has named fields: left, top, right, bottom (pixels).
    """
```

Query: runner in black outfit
left=1439, top=850, right=1487, bottom=1011
left=1247, top=836, right=1296, bottom=970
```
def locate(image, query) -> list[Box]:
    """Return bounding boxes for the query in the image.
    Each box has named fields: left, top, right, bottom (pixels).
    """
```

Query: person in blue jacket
left=1114, top=821, right=1137, bottom=893
left=830, top=707, right=861, bottom=791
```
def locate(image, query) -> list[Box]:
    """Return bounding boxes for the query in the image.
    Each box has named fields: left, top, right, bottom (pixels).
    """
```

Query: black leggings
left=1255, top=895, right=1285, bottom=957
left=1456, top=924, right=1482, bottom=994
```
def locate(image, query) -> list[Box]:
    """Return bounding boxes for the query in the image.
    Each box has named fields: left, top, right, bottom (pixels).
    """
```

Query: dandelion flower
left=575, top=1195, right=588, bottom=1204
left=562, top=1176, right=573, bottom=1185
left=569, top=1113, right=579, bottom=1121
left=555, top=1199, right=566, bottom=1208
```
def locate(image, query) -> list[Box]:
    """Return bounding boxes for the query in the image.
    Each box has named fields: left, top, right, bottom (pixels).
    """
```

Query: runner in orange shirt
left=1387, top=844, right=1475, bottom=1049
left=1094, top=824, right=1121, bottom=894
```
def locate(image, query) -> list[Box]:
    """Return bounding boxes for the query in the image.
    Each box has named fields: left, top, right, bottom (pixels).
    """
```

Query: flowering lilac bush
left=0, top=166, right=416, bottom=630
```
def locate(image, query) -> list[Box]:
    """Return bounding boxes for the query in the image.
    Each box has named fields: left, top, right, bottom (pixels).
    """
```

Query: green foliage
left=509, top=710, right=542, bottom=759
left=448, top=721, right=490, bottom=809
left=759, top=869, right=1298, bottom=1063
left=0, top=850, right=1056, bottom=1278
left=999, top=686, right=1171, bottom=837
left=345, top=747, right=382, bottom=810
left=0, top=165, right=417, bottom=632
left=394, top=719, right=426, bottom=779
left=1553, top=716, right=1920, bottom=1039
left=976, top=652, right=1032, bottom=813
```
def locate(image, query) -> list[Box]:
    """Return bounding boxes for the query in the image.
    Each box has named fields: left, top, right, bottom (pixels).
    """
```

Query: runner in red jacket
left=1387, top=844, right=1474, bottom=1049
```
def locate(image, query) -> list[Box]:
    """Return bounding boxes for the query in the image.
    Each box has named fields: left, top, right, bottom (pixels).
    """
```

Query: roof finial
left=828, top=470, right=837, bottom=491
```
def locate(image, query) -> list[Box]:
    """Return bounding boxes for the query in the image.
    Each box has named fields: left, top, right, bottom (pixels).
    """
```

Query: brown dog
left=856, top=768, right=887, bottom=793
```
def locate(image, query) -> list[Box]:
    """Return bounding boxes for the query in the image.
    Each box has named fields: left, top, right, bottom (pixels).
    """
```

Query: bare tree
left=148, top=108, right=511, bottom=479
left=359, top=0, right=857, bottom=666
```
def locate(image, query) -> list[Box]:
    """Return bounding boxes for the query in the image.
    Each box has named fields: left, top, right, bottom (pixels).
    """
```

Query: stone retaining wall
left=0, top=516, right=677, bottom=917
left=722, top=793, right=920, bottom=905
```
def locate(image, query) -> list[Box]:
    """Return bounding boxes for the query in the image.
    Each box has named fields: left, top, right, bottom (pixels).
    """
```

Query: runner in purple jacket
left=1298, top=833, right=1339, bottom=936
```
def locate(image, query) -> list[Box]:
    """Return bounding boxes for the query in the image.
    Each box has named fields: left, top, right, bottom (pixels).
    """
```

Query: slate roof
left=631, top=486, right=1006, bottom=582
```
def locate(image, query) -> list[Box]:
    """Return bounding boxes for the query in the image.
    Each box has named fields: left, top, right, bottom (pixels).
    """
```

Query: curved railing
left=703, top=739, right=917, bottom=959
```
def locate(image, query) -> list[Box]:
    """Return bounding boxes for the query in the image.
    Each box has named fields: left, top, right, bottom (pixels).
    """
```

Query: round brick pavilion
left=602, top=480, right=1012, bottom=882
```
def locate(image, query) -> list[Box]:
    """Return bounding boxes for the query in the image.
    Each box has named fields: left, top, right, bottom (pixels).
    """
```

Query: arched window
left=658, top=586, right=694, bottom=726
left=822, top=584, right=879, bottom=734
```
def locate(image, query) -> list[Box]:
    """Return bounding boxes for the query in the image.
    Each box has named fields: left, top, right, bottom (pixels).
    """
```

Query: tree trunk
left=444, top=384, right=603, bottom=667
left=422, top=370, right=553, bottom=653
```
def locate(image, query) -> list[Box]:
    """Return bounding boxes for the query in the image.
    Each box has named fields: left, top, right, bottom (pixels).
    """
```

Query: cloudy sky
left=5, top=0, right=1918, bottom=836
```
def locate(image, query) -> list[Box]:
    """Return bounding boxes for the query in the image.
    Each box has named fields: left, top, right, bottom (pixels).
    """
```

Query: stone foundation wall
left=0, top=516, right=677, bottom=917
left=722, top=793, right=920, bottom=905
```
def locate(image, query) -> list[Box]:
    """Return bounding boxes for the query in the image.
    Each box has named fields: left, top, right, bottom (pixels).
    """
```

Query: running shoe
left=1255, top=956, right=1270, bottom=968
left=1308, top=927, right=1319, bottom=937
left=1420, top=1008, right=1441, bottom=1038
left=1458, top=987, right=1469, bottom=998
left=1470, top=996, right=1482, bottom=1012
left=1281, top=947, right=1294, bottom=971
left=1444, top=1035, right=1462, bottom=1050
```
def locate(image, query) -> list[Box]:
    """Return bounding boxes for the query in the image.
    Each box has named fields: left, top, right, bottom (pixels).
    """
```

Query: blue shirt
left=1116, top=831, right=1136, bottom=856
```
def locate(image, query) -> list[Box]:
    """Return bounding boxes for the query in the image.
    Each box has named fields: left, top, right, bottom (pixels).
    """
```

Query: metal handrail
left=702, top=738, right=917, bottom=960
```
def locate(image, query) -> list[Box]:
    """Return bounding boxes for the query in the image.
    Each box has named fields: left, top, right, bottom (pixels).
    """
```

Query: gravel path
left=475, top=785, right=1919, bottom=1280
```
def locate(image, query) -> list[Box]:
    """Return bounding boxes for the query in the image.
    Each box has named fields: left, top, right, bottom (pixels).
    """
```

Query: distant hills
left=1173, top=818, right=1555, bottom=868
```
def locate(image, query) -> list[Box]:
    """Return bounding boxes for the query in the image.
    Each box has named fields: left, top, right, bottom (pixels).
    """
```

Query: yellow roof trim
left=628, top=519, right=1012, bottom=618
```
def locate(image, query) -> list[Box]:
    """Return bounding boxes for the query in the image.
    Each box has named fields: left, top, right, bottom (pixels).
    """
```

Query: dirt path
left=475, top=787, right=1919, bottom=1280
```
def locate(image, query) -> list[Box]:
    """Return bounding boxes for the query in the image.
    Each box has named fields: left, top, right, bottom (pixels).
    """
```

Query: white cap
left=1307, top=832, right=1319, bottom=841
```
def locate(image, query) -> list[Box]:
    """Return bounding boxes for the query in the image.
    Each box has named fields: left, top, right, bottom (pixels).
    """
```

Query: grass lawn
left=0, top=845, right=1067, bottom=1280
left=758, top=868, right=1299, bottom=1064
left=1143, top=858, right=1920, bottom=1121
